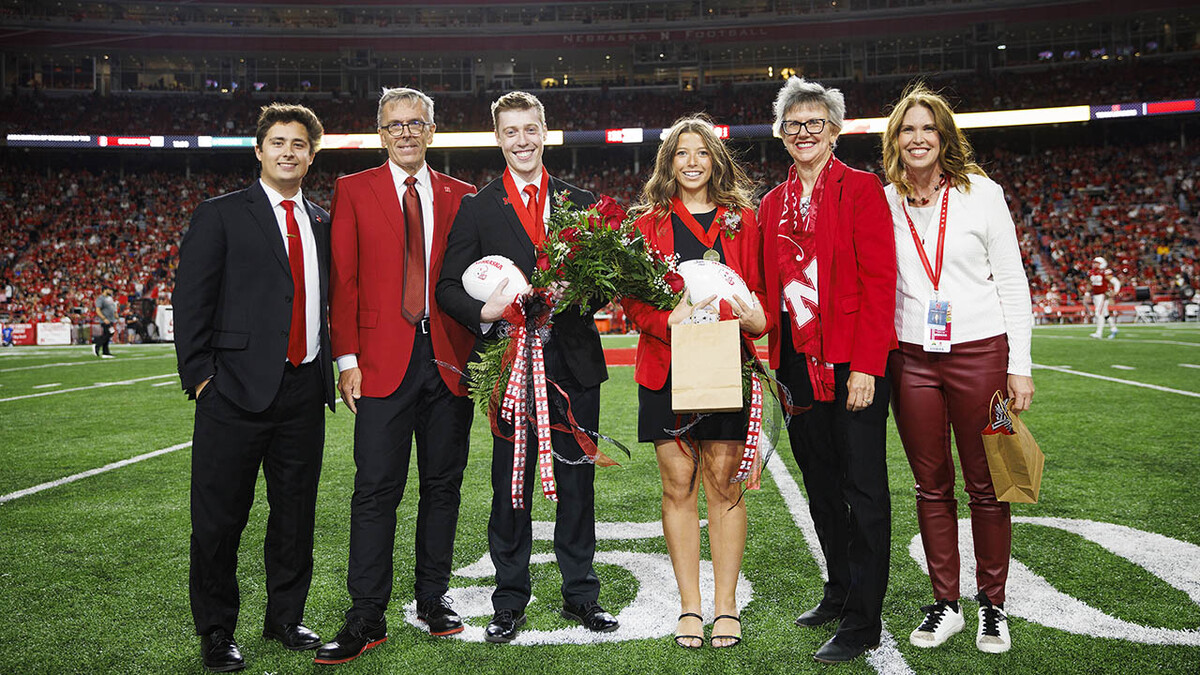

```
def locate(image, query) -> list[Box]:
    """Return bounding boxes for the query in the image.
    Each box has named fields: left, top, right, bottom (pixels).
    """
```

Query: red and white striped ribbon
left=531, top=332, right=557, bottom=503
left=501, top=323, right=528, bottom=510
left=733, top=372, right=763, bottom=488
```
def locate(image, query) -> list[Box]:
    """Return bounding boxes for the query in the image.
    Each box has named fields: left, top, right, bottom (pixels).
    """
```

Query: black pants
left=94, top=322, right=113, bottom=355
left=189, top=360, right=325, bottom=635
left=779, top=342, right=891, bottom=648
left=346, top=331, right=473, bottom=619
left=489, top=345, right=600, bottom=613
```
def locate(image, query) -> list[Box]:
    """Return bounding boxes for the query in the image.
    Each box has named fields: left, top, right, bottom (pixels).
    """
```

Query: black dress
left=637, top=208, right=749, bottom=443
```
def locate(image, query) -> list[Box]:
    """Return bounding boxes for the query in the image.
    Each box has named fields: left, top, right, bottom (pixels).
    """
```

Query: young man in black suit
left=174, top=103, right=335, bottom=672
left=436, top=91, right=618, bottom=644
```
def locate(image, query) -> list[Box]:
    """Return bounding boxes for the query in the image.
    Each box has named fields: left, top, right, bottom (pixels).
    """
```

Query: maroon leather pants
left=888, top=335, right=1011, bottom=605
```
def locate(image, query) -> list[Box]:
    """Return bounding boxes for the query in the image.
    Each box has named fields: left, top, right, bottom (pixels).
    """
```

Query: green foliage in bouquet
left=467, top=335, right=515, bottom=413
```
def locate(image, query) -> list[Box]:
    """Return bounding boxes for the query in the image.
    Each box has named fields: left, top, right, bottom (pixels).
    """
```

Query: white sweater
left=885, top=174, right=1033, bottom=376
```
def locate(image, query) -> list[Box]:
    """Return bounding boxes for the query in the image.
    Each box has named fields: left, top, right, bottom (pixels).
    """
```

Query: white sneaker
left=909, top=600, right=964, bottom=648
left=101, top=354, right=115, bottom=359
left=1089, top=332, right=1102, bottom=339
left=976, top=599, right=1011, bottom=653
left=1107, top=329, right=1118, bottom=339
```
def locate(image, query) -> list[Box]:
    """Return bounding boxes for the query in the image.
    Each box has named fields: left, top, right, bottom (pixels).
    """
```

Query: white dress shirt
left=336, top=161, right=435, bottom=373
left=260, top=179, right=319, bottom=364
left=886, top=174, right=1033, bottom=376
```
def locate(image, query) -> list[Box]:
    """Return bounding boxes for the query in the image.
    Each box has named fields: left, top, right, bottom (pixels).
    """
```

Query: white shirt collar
left=389, top=160, right=430, bottom=188
left=259, top=179, right=304, bottom=211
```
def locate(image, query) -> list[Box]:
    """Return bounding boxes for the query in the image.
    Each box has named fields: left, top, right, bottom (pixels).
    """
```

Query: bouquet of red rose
left=463, top=191, right=685, bottom=508
left=468, top=192, right=683, bottom=412
left=530, top=191, right=681, bottom=314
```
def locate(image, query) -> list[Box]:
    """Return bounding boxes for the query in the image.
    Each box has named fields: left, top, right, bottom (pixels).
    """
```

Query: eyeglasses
left=780, top=118, right=827, bottom=136
left=380, top=120, right=430, bottom=137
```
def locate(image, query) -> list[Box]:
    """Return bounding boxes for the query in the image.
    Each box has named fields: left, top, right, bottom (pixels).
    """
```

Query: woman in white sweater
left=881, top=83, right=1034, bottom=655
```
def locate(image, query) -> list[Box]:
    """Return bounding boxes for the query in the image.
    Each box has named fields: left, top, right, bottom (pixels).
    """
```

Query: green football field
left=1, top=323, right=1197, bottom=674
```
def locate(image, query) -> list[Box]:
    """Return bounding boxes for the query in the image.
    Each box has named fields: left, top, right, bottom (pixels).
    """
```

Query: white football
left=677, top=259, right=757, bottom=309
left=462, top=255, right=530, bottom=302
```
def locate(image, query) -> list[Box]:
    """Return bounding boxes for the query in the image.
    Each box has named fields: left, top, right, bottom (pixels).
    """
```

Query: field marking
left=151, top=381, right=176, bottom=387
left=1181, top=364, right=1200, bottom=369
left=0, top=354, right=173, bottom=373
left=0, top=373, right=176, bottom=402
left=1110, top=365, right=1135, bottom=370
left=1034, top=335, right=1200, bottom=347
left=1032, top=364, right=1200, bottom=398
left=31, top=382, right=62, bottom=389
left=765, top=453, right=914, bottom=674
left=0, top=441, right=191, bottom=504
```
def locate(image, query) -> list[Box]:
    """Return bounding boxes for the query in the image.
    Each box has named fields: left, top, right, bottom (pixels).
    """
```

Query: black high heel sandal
left=711, top=614, right=742, bottom=648
left=674, top=612, right=704, bottom=649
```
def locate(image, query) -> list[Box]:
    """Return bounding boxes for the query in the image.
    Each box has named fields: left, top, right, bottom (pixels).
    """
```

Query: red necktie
left=523, top=184, right=543, bottom=248
left=402, top=176, right=426, bottom=323
left=281, top=200, right=306, bottom=367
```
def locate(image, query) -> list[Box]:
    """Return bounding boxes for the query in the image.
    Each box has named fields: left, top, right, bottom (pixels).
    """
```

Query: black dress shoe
left=561, top=601, right=619, bottom=633
left=484, top=609, right=527, bottom=643
left=795, top=603, right=843, bottom=627
left=263, top=622, right=322, bottom=651
left=417, top=596, right=464, bottom=636
left=200, top=628, right=245, bottom=673
left=313, top=615, right=387, bottom=665
left=813, top=636, right=880, bottom=663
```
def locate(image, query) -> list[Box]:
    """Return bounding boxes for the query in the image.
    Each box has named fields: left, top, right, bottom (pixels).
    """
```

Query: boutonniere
left=720, top=210, right=742, bottom=240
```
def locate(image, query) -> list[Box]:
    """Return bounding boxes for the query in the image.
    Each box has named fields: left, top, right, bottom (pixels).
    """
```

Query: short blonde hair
left=490, top=91, right=546, bottom=131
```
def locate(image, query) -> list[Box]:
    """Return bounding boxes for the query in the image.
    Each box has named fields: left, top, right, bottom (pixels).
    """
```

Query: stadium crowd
left=1, top=139, right=1196, bottom=329
left=5, top=57, right=1199, bottom=136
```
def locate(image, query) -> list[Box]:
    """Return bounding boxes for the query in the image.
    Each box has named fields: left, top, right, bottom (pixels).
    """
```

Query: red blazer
left=759, top=159, right=898, bottom=377
left=622, top=207, right=771, bottom=390
left=330, top=163, right=477, bottom=398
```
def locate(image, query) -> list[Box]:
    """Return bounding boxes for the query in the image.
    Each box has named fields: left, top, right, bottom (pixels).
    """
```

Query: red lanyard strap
left=901, top=186, right=949, bottom=291
left=670, top=196, right=725, bottom=248
left=503, top=167, right=549, bottom=245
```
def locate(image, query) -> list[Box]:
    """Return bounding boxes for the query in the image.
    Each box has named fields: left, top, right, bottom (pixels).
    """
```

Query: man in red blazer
left=315, top=88, right=477, bottom=666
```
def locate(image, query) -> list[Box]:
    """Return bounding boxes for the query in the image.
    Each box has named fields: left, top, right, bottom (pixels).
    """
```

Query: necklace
left=906, top=173, right=946, bottom=207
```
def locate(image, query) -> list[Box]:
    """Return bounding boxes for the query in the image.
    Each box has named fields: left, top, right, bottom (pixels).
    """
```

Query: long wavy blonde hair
left=882, top=82, right=986, bottom=196
left=631, top=114, right=755, bottom=222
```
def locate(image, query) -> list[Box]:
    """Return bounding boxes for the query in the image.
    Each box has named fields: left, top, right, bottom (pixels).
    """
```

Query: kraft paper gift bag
left=671, top=319, right=743, bottom=413
left=981, top=391, right=1045, bottom=504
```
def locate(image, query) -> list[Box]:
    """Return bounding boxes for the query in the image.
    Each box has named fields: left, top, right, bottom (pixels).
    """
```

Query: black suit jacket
left=174, top=181, right=336, bottom=413
left=435, top=175, right=608, bottom=389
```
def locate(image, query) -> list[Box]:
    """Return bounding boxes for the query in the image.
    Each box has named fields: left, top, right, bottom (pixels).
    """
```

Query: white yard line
left=1110, top=365, right=1135, bottom=370
left=1034, top=335, right=1200, bottom=347
left=0, top=354, right=172, bottom=373
left=1033, top=364, right=1200, bottom=398
left=1180, top=364, right=1200, bottom=370
left=0, top=441, right=191, bottom=504
left=765, top=452, right=914, bottom=674
left=31, top=382, right=62, bottom=389
left=0, top=373, right=176, bottom=402
left=151, top=381, right=176, bottom=387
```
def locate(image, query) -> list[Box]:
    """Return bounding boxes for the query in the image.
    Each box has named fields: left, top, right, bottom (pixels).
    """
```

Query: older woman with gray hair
left=758, top=77, right=897, bottom=664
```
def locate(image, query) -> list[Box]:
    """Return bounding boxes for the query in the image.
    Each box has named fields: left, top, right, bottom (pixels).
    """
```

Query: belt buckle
left=419, top=317, right=431, bottom=335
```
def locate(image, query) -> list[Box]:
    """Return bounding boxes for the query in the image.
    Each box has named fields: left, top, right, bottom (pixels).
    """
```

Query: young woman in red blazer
left=622, top=115, right=768, bottom=650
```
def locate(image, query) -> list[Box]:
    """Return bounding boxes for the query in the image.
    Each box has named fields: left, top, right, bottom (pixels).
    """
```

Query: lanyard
left=901, top=185, right=949, bottom=292
left=502, top=167, right=549, bottom=242
left=669, top=196, right=725, bottom=248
